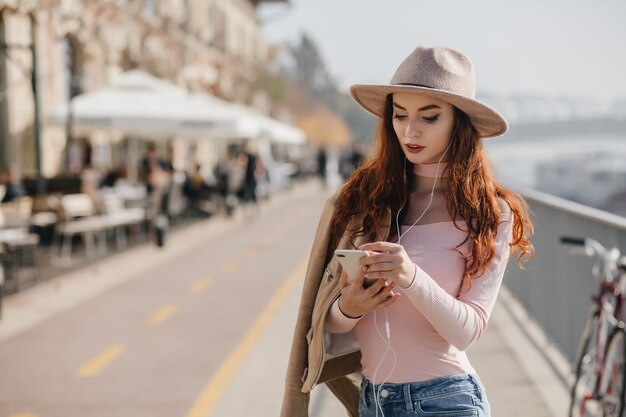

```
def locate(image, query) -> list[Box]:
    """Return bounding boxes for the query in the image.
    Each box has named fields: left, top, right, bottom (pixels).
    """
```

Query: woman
left=280, top=46, right=533, bottom=417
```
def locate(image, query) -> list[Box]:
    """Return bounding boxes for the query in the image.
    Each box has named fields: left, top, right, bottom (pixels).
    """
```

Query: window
left=207, top=1, right=226, bottom=49
left=144, top=0, right=157, bottom=14
left=181, top=0, right=189, bottom=26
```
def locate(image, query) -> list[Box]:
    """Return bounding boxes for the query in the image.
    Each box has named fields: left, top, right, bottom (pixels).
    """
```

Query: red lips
left=405, top=144, right=425, bottom=154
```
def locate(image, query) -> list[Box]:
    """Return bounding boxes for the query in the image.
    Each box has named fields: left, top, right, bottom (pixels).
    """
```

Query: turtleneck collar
left=412, top=162, right=451, bottom=178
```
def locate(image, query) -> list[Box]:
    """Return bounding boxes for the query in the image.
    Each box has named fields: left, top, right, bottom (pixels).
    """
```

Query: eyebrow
left=392, top=102, right=441, bottom=112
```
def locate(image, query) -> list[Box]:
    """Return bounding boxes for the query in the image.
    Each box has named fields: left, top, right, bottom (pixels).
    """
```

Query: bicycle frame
left=563, top=236, right=623, bottom=417
left=598, top=261, right=626, bottom=417
left=591, top=277, right=624, bottom=394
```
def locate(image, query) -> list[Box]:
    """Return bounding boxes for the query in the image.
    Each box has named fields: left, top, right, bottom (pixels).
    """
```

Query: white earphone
left=372, top=140, right=453, bottom=417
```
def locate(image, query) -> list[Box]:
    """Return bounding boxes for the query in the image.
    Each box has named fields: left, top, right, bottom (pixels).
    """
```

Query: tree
left=257, top=32, right=377, bottom=146
left=288, top=33, right=331, bottom=96
left=287, top=33, right=375, bottom=141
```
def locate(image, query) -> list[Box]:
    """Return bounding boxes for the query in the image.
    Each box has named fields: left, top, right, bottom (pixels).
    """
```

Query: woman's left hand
left=358, top=241, right=417, bottom=289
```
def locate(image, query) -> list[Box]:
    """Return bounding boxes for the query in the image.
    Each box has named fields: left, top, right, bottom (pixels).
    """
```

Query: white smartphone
left=334, top=249, right=393, bottom=298
left=334, top=249, right=367, bottom=283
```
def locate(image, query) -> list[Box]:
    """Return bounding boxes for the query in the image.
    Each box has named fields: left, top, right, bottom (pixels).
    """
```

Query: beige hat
left=350, top=46, right=508, bottom=138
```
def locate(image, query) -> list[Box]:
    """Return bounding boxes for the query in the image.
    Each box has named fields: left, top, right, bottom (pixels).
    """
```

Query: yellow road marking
left=76, top=345, right=125, bottom=377
left=221, top=260, right=239, bottom=274
left=146, top=304, right=177, bottom=327
left=189, top=277, right=213, bottom=295
left=184, top=257, right=307, bottom=417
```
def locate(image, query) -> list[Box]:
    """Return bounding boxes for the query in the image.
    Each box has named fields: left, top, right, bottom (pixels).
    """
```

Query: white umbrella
left=51, top=70, right=238, bottom=139
left=259, top=116, right=306, bottom=144
left=218, top=101, right=306, bottom=144
left=51, top=70, right=306, bottom=144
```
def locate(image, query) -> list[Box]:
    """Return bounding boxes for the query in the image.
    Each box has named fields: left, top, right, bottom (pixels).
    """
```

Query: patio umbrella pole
left=30, top=13, right=45, bottom=195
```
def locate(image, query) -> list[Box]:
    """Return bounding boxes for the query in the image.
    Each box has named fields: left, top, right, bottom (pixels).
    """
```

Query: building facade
left=0, top=0, right=277, bottom=178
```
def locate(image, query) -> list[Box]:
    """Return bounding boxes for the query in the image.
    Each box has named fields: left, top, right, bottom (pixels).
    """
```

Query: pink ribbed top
left=325, top=162, right=513, bottom=383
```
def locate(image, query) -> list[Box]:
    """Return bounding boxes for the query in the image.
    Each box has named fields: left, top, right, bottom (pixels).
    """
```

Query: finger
left=339, top=271, right=350, bottom=288
left=364, top=261, right=395, bottom=274
left=364, top=270, right=394, bottom=280
left=359, top=241, right=401, bottom=253
left=375, top=281, right=396, bottom=301
left=364, top=278, right=386, bottom=296
left=360, top=255, right=378, bottom=266
left=352, top=267, right=366, bottom=287
left=375, top=292, right=400, bottom=309
left=360, top=253, right=394, bottom=266
left=370, top=281, right=394, bottom=300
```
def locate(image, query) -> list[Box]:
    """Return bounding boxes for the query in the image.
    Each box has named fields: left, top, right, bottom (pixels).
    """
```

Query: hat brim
left=350, top=84, right=508, bottom=139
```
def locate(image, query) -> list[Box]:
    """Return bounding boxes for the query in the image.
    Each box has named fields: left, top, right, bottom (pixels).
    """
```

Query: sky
left=257, top=0, right=626, bottom=104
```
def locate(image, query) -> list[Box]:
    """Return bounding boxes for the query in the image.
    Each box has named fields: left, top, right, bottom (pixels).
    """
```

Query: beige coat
left=280, top=189, right=392, bottom=417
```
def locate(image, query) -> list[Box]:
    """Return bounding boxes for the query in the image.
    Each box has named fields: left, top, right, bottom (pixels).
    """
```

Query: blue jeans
left=359, top=374, right=491, bottom=417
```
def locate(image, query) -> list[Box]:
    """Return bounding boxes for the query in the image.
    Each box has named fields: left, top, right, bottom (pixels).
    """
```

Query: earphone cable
left=371, top=141, right=453, bottom=416
left=396, top=140, right=453, bottom=244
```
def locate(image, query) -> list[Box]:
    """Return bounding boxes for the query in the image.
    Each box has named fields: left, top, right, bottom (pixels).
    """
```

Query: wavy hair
left=329, top=95, right=534, bottom=288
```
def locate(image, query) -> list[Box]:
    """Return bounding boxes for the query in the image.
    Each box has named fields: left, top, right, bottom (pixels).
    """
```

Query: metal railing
left=502, top=181, right=626, bottom=364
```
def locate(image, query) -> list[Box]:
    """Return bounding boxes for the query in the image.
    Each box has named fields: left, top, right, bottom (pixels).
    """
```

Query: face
left=391, top=92, right=455, bottom=164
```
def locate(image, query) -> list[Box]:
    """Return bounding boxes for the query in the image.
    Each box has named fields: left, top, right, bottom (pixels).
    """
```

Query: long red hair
left=329, top=95, right=534, bottom=287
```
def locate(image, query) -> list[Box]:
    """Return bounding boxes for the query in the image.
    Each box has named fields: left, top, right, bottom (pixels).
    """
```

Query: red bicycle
left=562, top=236, right=626, bottom=417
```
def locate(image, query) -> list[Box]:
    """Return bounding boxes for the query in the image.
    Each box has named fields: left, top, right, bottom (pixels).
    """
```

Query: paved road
left=0, top=183, right=325, bottom=417
left=0, top=181, right=569, bottom=417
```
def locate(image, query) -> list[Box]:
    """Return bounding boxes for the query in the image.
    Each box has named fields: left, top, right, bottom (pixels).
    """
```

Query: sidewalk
left=210, top=276, right=570, bottom=417
left=0, top=180, right=571, bottom=417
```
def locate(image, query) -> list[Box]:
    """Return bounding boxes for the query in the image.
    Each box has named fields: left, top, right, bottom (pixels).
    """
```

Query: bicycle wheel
left=570, top=310, right=602, bottom=417
left=600, top=328, right=626, bottom=417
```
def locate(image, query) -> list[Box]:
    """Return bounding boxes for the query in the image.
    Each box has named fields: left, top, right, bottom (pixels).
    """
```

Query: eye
left=423, top=115, right=439, bottom=123
left=393, top=114, right=407, bottom=121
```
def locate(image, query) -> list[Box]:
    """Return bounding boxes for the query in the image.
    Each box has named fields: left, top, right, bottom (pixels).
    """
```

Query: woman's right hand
left=337, top=267, right=399, bottom=318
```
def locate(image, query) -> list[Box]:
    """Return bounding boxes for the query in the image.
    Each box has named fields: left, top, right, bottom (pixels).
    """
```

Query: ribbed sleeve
left=401, top=212, right=513, bottom=350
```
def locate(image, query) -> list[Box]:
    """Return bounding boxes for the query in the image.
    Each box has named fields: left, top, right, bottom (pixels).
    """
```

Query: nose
left=405, top=118, right=420, bottom=138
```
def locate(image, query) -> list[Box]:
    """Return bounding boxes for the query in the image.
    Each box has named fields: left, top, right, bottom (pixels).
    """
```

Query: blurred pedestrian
left=0, top=168, right=25, bottom=203
left=317, top=146, right=328, bottom=188
left=281, top=46, right=535, bottom=417
left=80, top=164, right=102, bottom=200
left=141, top=144, right=171, bottom=247
left=218, top=148, right=246, bottom=216
left=183, top=164, right=218, bottom=217
left=341, top=142, right=366, bottom=181
left=350, top=142, right=365, bottom=171
left=241, top=141, right=262, bottom=219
